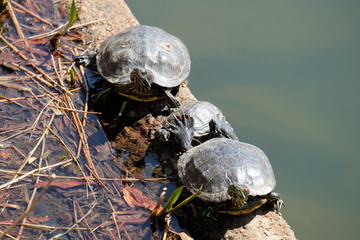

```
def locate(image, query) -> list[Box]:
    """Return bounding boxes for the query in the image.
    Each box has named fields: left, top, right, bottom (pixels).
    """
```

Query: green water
left=127, top=0, right=360, bottom=239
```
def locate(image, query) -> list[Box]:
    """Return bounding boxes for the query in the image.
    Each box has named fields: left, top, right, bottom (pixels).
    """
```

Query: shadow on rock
left=177, top=202, right=274, bottom=240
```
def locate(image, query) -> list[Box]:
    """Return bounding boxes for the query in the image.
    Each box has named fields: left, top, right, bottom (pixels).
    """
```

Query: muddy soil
left=73, top=0, right=297, bottom=239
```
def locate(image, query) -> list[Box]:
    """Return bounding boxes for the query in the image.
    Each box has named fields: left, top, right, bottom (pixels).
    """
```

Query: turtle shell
left=177, top=138, right=276, bottom=202
left=95, top=25, right=190, bottom=87
left=166, top=101, right=228, bottom=137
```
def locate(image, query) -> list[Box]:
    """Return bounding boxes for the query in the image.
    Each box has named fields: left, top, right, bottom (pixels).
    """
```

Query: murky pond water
left=127, top=0, right=360, bottom=239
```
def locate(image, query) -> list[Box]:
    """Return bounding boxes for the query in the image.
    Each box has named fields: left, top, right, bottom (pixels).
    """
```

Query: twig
left=108, top=199, right=122, bottom=239
left=0, top=82, right=32, bottom=92
left=0, top=95, right=27, bottom=108
left=0, top=231, right=16, bottom=240
left=5, top=61, right=71, bottom=95
left=0, top=72, right=55, bottom=83
left=72, top=199, right=86, bottom=240
left=30, top=98, right=55, bottom=133
left=66, top=49, right=107, bottom=189
left=0, top=223, right=88, bottom=231
left=0, top=175, right=55, bottom=239
left=151, top=187, right=167, bottom=218
left=74, top=200, right=99, bottom=240
left=6, top=1, right=26, bottom=40
left=49, top=104, right=100, bottom=114
left=14, top=114, right=54, bottom=176
left=51, top=55, right=63, bottom=86
left=45, top=125, right=94, bottom=192
left=0, top=160, right=72, bottom=190
left=30, top=63, right=72, bottom=95
left=0, top=170, right=169, bottom=182
left=0, top=203, right=21, bottom=210
left=0, top=126, right=32, bottom=143
left=6, top=1, right=36, bottom=60
left=48, top=200, right=98, bottom=240
left=60, top=92, right=106, bottom=189
left=0, top=35, right=28, bottom=60
left=11, top=146, right=26, bottom=158
left=17, top=134, right=47, bottom=240
left=26, top=19, right=107, bottom=40
left=9, top=62, right=53, bottom=87
left=0, top=88, right=80, bottom=103
left=162, top=214, right=172, bottom=240
left=11, top=1, right=53, bottom=26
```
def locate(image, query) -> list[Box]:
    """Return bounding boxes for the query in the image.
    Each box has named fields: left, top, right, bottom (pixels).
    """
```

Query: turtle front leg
left=210, top=118, right=239, bottom=141
left=74, top=54, right=97, bottom=69
left=264, top=192, right=284, bottom=213
left=167, top=113, right=194, bottom=151
left=163, top=89, right=181, bottom=111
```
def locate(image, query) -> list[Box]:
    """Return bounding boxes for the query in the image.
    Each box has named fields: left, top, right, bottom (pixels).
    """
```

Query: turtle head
left=131, top=68, right=154, bottom=91
left=228, top=184, right=250, bottom=208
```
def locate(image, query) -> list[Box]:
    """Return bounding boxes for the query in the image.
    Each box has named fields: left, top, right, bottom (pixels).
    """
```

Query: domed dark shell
left=96, top=25, right=190, bottom=88
left=177, top=138, right=276, bottom=202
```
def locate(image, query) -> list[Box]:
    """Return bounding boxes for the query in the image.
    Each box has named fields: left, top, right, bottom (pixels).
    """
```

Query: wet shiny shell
left=96, top=25, right=190, bottom=87
left=166, top=101, right=227, bottom=137
left=177, top=138, right=276, bottom=202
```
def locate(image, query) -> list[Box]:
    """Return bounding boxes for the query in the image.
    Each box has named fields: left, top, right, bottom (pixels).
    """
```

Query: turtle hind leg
left=209, top=118, right=239, bottom=141
left=201, top=206, right=222, bottom=226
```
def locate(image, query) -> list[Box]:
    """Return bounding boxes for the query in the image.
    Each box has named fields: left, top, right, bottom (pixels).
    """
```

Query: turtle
left=177, top=138, right=282, bottom=217
left=75, top=25, right=191, bottom=109
left=157, top=101, right=239, bottom=150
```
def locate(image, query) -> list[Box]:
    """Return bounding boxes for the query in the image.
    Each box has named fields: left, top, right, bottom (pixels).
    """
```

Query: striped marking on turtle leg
left=217, top=198, right=267, bottom=215
left=117, top=92, right=162, bottom=102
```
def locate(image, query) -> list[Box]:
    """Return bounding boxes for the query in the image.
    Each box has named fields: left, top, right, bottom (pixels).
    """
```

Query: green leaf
left=154, top=185, right=202, bottom=217
left=60, top=0, right=78, bottom=35
left=157, top=186, right=184, bottom=217
left=169, top=185, right=202, bottom=212
left=69, top=69, right=76, bottom=87
left=68, top=0, right=77, bottom=26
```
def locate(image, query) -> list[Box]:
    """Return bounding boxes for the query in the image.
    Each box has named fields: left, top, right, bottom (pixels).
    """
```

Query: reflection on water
left=127, top=0, right=360, bottom=239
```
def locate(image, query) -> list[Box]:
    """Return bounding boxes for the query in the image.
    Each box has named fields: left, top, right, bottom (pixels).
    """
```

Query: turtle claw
left=268, top=192, right=284, bottom=213
left=274, top=198, right=284, bottom=213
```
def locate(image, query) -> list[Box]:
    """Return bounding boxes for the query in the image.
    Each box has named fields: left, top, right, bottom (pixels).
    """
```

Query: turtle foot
left=266, top=192, right=284, bottom=213
left=74, top=54, right=97, bottom=68
left=167, top=113, right=194, bottom=151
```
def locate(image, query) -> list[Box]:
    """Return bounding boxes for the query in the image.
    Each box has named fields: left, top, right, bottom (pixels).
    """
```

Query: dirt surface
left=74, top=0, right=297, bottom=239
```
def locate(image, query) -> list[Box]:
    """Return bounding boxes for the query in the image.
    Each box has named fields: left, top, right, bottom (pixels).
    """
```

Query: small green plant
left=59, top=0, right=78, bottom=36
left=68, top=68, right=76, bottom=88
left=50, top=0, right=79, bottom=53
left=151, top=185, right=202, bottom=218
